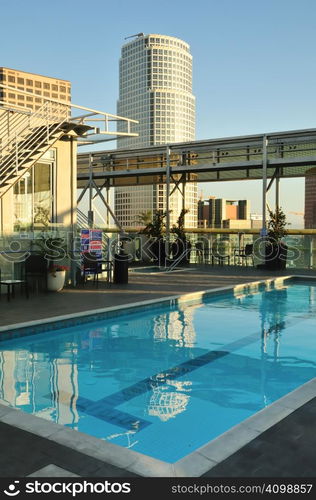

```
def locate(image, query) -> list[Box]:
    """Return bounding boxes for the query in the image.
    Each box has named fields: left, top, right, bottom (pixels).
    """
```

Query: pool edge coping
left=0, top=273, right=316, bottom=477
left=0, top=274, right=304, bottom=336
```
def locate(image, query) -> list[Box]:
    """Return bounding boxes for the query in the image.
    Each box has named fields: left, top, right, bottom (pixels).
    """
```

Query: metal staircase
left=0, top=101, right=69, bottom=198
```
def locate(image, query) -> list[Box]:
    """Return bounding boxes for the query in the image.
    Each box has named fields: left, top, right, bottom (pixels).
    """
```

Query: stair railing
left=0, top=101, right=69, bottom=190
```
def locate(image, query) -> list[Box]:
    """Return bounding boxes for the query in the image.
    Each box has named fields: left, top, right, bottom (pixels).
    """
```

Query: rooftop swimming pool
left=0, top=278, right=316, bottom=467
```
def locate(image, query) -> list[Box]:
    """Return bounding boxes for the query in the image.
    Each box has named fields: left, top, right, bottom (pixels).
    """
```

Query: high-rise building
left=115, top=34, right=197, bottom=228
left=198, top=197, right=251, bottom=228
left=304, top=168, right=316, bottom=229
left=0, top=67, right=71, bottom=112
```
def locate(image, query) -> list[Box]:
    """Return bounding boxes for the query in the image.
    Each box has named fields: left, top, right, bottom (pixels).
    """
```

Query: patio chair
left=24, top=254, right=48, bottom=292
left=100, top=259, right=113, bottom=285
left=0, top=268, right=29, bottom=301
left=82, top=252, right=104, bottom=286
left=234, top=243, right=254, bottom=266
left=211, top=239, right=231, bottom=266
left=195, top=241, right=205, bottom=264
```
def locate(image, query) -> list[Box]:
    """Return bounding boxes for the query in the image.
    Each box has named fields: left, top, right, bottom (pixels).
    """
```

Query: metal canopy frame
left=77, top=128, right=316, bottom=233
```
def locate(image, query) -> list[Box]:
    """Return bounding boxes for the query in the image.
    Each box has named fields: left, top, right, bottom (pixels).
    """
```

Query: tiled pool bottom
left=0, top=276, right=316, bottom=476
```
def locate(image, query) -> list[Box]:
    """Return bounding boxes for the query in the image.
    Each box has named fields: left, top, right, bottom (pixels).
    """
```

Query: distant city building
left=0, top=67, right=71, bottom=112
left=304, top=168, right=316, bottom=229
left=223, top=219, right=251, bottom=229
left=198, top=197, right=251, bottom=228
left=115, top=34, right=197, bottom=228
left=250, top=213, right=263, bottom=229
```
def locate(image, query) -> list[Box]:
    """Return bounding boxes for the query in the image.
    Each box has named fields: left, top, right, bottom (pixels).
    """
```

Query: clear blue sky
left=2, top=0, right=315, bottom=226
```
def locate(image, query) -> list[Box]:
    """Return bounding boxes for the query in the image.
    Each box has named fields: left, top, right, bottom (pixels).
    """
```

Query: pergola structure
left=77, top=128, right=316, bottom=234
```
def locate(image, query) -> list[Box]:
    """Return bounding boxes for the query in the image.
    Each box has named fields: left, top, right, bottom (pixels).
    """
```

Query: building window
left=13, top=162, right=53, bottom=231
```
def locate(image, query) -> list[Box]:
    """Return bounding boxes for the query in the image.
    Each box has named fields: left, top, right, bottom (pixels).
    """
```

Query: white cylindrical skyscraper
left=116, top=34, right=197, bottom=228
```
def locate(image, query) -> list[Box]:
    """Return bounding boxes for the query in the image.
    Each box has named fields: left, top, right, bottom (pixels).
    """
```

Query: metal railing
left=0, top=83, right=139, bottom=146
left=83, top=228, right=316, bottom=271
left=0, top=83, right=139, bottom=200
left=0, top=100, right=69, bottom=196
left=1, top=228, right=315, bottom=284
left=77, top=129, right=316, bottom=187
left=0, top=100, right=68, bottom=153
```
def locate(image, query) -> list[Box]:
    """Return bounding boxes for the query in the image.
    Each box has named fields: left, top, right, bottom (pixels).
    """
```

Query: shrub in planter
left=141, top=210, right=168, bottom=266
left=265, top=208, right=289, bottom=270
left=134, top=211, right=153, bottom=262
left=171, top=209, right=191, bottom=266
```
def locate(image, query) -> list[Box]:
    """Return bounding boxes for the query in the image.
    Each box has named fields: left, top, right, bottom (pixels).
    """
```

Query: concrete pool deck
left=1, top=266, right=316, bottom=477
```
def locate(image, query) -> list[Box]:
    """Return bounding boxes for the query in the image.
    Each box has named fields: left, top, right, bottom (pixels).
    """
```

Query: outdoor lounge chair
left=234, top=243, right=254, bottom=266
left=82, top=252, right=103, bottom=286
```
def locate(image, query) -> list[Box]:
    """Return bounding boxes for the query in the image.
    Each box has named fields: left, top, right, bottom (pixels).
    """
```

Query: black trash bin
left=113, top=253, right=129, bottom=284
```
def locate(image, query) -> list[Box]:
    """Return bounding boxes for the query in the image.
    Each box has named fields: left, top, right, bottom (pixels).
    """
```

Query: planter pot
left=265, top=242, right=288, bottom=270
left=47, top=270, right=66, bottom=291
left=151, top=239, right=166, bottom=266
left=120, top=237, right=135, bottom=262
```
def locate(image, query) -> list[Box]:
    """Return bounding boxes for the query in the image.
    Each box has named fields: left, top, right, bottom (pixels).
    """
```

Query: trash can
left=113, top=253, right=129, bottom=284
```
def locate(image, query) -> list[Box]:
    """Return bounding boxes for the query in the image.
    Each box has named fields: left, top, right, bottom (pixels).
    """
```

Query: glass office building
left=116, top=34, right=197, bottom=228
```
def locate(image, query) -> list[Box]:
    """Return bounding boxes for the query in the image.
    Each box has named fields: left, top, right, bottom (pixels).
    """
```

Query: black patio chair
left=24, top=254, right=48, bottom=292
left=234, top=243, right=254, bottom=266
left=211, top=239, right=231, bottom=266
left=82, top=252, right=103, bottom=286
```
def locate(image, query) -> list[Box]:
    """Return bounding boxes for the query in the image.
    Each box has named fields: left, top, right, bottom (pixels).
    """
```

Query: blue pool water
left=0, top=281, right=316, bottom=462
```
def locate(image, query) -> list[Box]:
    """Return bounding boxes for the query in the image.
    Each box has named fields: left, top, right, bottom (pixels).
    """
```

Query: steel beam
left=166, top=146, right=171, bottom=241
left=91, top=180, right=123, bottom=233
left=276, top=169, right=280, bottom=211
left=262, top=135, right=268, bottom=234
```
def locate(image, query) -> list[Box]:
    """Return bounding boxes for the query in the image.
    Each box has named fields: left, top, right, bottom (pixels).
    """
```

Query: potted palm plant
left=142, top=210, right=168, bottom=266
left=171, top=208, right=191, bottom=266
left=265, top=207, right=289, bottom=270
left=134, top=210, right=153, bottom=262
